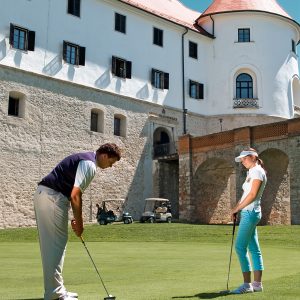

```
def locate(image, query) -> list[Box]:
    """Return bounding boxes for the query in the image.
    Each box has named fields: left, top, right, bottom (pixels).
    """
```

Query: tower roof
left=198, top=0, right=292, bottom=20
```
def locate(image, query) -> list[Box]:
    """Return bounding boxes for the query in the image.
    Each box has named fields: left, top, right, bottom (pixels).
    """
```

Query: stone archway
left=260, top=148, right=290, bottom=225
left=192, top=158, right=235, bottom=224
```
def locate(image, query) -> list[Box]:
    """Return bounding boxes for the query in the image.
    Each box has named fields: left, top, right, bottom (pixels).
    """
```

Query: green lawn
left=0, top=223, right=299, bottom=300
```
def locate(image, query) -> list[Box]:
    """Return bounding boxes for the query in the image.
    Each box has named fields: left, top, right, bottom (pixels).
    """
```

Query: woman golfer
left=231, top=148, right=267, bottom=294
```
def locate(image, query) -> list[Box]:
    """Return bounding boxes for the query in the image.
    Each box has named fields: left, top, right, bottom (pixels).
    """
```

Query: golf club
left=80, top=236, right=116, bottom=300
left=220, top=213, right=237, bottom=294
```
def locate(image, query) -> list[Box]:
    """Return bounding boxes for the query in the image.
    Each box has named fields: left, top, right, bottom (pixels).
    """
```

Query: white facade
left=1, top=0, right=299, bottom=118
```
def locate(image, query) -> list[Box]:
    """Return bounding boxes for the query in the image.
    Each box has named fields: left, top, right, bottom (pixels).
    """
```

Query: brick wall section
left=178, top=119, right=300, bottom=225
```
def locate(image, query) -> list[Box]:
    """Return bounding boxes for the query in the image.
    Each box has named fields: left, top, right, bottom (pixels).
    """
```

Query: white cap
left=235, top=150, right=258, bottom=162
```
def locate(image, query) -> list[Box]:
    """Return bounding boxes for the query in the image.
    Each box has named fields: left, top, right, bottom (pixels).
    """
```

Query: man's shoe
left=56, top=292, right=78, bottom=300
left=230, top=283, right=254, bottom=294
left=67, top=291, right=78, bottom=298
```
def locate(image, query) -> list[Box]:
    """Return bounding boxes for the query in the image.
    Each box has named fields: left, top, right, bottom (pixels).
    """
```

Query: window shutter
left=63, top=41, right=67, bottom=61
left=199, top=83, right=204, bottom=99
left=189, top=80, right=192, bottom=97
left=9, top=23, right=14, bottom=46
left=163, top=72, right=169, bottom=90
left=79, top=46, right=85, bottom=66
left=112, top=56, right=117, bottom=75
left=126, top=60, right=132, bottom=79
left=151, top=69, right=155, bottom=85
left=67, top=0, right=72, bottom=14
left=27, top=30, right=35, bottom=51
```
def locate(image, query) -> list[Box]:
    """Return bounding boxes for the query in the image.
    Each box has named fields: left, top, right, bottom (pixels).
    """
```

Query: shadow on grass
left=15, top=298, right=43, bottom=300
left=173, top=291, right=230, bottom=299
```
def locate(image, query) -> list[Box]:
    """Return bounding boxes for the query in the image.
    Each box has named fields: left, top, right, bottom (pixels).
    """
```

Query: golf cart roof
left=145, top=198, right=169, bottom=202
left=103, top=199, right=125, bottom=202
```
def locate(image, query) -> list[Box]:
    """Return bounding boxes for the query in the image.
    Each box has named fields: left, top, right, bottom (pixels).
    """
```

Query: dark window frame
left=153, top=27, right=163, bottom=47
left=238, top=28, right=250, bottom=43
left=151, top=69, right=169, bottom=90
left=112, top=56, right=132, bottom=79
left=67, top=0, right=81, bottom=17
left=236, top=73, right=253, bottom=99
left=63, top=41, right=85, bottom=66
left=292, top=39, right=296, bottom=54
left=9, top=23, right=35, bottom=51
left=90, top=111, right=98, bottom=132
left=115, top=13, right=126, bottom=34
left=114, top=117, right=121, bottom=136
left=8, top=96, right=20, bottom=117
left=189, top=80, right=203, bottom=99
left=189, top=41, right=198, bottom=59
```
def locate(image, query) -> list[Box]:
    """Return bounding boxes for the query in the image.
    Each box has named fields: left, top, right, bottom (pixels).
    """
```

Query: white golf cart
left=96, top=199, right=133, bottom=225
left=140, top=198, right=172, bottom=223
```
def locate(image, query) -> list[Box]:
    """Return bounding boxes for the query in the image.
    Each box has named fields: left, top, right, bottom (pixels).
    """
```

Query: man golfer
left=34, top=143, right=121, bottom=300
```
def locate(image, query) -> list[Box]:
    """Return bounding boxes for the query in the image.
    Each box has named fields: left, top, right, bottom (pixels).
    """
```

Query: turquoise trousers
left=235, top=210, right=264, bottom=273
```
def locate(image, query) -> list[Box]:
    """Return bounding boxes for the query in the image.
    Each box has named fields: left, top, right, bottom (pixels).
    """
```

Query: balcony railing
left=153, top=142, right=177, bottom=158
left=233, top=98, right=259, bottom=108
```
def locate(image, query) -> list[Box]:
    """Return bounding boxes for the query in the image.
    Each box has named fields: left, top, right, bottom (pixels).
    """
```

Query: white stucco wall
left=1, top=1, right=299, bottom=119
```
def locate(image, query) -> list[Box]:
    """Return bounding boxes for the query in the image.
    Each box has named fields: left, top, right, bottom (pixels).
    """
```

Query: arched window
left=236, top=73, right=253, bottom=99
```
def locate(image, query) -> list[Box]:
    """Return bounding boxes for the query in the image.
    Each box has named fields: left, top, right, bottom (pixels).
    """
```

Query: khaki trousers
left=34, top=185, right=70, bottom=300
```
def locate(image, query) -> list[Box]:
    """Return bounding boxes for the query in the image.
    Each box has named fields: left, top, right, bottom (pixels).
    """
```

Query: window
left=112, top=56, right=132, bottom=78
left=153, top=27, right=163, bottom=47
left=68, top=0, right=80, bottom=17
left=115, top=13, right=126, bottom=34
left=292, top=40, right=297, bottom=54
left=151, top=69, right=169, bottom=90
left=189, top=41, right=198, bottom=59
left=90, top=109, right=104, bottom=133
left=238, top=28, right=250, bottom=42
left=236, top=73, right=253, bottom=98
left=114, top=114, right=126, bottom=137
left=91, top=112, right=98, bottom=132
left=8, top=96, right=19, bottom=116
left=63, top=41, right=85, bottom=66
left=114, top=117, right=121, bottom=136
left=189, top=80, right=203, bottom=99
left=9, top=24, right=35, bottom=51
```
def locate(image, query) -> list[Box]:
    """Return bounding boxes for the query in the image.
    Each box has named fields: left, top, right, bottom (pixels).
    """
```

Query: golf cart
left=96, top=199, right=133, bottom=225
left=140, top=198, right=172, bottom=223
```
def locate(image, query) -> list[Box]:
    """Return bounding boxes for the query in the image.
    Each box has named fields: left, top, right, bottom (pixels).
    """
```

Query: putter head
left=219, top=289, right=230, bottom=294
left=104, top=296, right=116, bottom=300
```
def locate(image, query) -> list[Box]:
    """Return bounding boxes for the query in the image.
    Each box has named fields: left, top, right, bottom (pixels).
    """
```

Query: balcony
left=233, top=98, right=259, bottom=108
left=153, top=142, right=178, bottom=159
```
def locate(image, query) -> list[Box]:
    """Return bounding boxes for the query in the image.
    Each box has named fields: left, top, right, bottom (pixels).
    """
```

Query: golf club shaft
left=226, top=214, right=237, bottom=291
left=80, top=236, right=110, bottom=297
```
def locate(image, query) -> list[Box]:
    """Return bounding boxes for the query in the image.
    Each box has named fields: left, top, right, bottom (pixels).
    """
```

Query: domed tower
left=197, top=0, right=300, bottom=118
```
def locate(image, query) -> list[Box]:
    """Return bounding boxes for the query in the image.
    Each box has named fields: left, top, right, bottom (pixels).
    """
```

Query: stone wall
left=178, top=119, right=300, bottom=225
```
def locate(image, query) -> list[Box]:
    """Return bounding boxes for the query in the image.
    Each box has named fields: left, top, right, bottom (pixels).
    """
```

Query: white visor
left=235, top=150, right=258, bottom=162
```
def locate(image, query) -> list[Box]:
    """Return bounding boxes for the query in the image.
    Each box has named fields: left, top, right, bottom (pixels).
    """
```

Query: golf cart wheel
left=124, top=219, right=130, bottom=224
left=99, top=219, right=107, bottom=225
left=167, top=217, right=172, bottom=223
left=148, top=217, right=155, bottom=223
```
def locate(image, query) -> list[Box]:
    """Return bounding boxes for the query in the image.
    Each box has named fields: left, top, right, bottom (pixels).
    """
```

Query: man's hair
left=96, top=143, right=121, bottom=161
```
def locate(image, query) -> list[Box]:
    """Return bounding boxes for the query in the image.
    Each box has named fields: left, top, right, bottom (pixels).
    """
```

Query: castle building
left=0, top=0, right=299, bottom=227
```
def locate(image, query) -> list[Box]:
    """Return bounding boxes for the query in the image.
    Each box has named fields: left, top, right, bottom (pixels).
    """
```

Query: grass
left=0, top=223, right=299, bottom=300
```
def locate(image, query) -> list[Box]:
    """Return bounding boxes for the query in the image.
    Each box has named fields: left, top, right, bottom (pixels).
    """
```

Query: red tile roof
left=119, top=0, right=213, bottom=37
left=198, top=0, right=292, bottom=20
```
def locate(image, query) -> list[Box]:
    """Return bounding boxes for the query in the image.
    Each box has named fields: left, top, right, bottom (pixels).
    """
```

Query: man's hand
left=71, top=219, right=83, bottom=237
